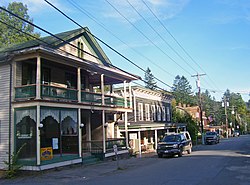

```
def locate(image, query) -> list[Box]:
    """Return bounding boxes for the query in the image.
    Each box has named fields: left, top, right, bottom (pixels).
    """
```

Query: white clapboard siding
left=0, top=63, right=11, bottom=170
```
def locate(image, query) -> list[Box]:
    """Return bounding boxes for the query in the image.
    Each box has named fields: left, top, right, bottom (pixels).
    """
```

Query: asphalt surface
left=0, top=151, right=160, bottom=184
left=1, top=136, right=250, bottom=185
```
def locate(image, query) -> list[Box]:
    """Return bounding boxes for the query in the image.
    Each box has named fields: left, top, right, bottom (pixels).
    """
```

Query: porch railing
left=106, top=138, right=127, bottom=153
left=82, top=140, right=103, bottom=154
left=41, top=84, right=78, bottom=101
left=82, top=138, right=127, bottom=155
left=14, top=85, right=131, bottom=107
left=81, top=91, right=131, bottom=107
left=15, top=84, right=36, bottom=99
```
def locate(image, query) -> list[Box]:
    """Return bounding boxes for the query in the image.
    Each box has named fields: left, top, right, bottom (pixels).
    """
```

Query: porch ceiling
left=10, top=46, right=140, bottom=84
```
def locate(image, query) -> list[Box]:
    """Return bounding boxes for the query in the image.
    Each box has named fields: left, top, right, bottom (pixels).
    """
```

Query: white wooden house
left=113, top=86, right=181, bottom=156
left=0, top=27, right=139, bottom=171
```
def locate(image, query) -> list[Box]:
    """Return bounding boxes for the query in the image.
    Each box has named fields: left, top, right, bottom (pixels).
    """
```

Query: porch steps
left=82, top=155, right=101, bottom=166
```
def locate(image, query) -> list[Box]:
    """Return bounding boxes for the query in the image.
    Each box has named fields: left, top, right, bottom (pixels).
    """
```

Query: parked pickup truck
left=205, top=131, right=220, bottom=144
left=157, top=131, right=192, bottom=158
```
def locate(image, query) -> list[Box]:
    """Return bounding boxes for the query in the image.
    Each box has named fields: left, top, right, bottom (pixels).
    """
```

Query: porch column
left=154, top=129, right=158, bottom=150
left=124, top=111, right=129, bottom=148
left=102, top=110, right=106, bottom=153
left=36, top=105, right=41, bottom=165
left=78, top=108, right=82, bottom=157
left=129, top=82, right=132, bottom=108
left=138, top=130, right=141, bottom=158
left=36, top=56, right=41, bottom=99
left=77, top=68, right=81, bottom=102
left=86, top=112, right=91, bottom=141
left=123, top=81, right=127, bottom=108
left=101, top=74, right=104, bottom=105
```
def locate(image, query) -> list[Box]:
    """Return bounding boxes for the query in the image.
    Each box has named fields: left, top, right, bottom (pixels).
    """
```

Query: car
left=156, top=132, right=192, bottom=158
left=233, top=130, right=240, bottom=137
left=205, top=131, right=220, bottom=144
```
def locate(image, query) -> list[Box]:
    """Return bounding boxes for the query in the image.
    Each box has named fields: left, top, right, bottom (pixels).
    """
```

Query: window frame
left=157, top=105, right=161, bottom=121
left=162, top=106, right=166, bottom=121
left=145, top=104, right=150, bottom=121
left=138, top=103, right=144, bottom=121
left=151, top=105, right=156, bottom=121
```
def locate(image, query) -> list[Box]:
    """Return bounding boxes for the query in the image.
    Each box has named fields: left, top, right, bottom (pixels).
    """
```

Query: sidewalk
left=0, top=151, right=157, bottom=183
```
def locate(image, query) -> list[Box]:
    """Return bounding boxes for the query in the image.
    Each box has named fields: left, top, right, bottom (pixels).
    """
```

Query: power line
left=66, top=0, right=175, bottom=78
left=43, top=0, right=173, bottom=88
left=105, top=0, right=192, bottom=76
left=126, top=0, right=198, bottom=74
left=0, top=8, right=140, bottom=80
left=0, top=6, right=172, bottom=89
left=0, top=18, right=134, bottom=79
left=141, top=0, right=221, bottom=92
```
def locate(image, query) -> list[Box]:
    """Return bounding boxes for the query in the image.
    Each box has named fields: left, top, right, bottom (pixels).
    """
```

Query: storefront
left=15, top=106, right=81, bottom=169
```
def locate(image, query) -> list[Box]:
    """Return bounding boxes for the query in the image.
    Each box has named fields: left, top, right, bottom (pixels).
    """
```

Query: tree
left=172, top=75, right=195, bottom=105
left=218, top=89, right=248, bottom=131
left=171, top=99, right=199, bottom=142
left=144, top=67, right=157, bottom=90
left=0, top=2, right=40, bottom=48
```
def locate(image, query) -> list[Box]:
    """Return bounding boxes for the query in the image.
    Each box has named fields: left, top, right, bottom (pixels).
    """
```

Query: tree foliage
left=0, top=2, right=40, bottom=48
left=223, top=90, right=247, bottom=129
left=171, top=99, right=199, bottom=141
left=144, top=67, right=157, bottom=90
left=172, top=75, right=195, bottom=105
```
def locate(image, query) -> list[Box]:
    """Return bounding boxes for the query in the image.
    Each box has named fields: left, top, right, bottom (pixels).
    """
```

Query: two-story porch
left=5, top=28, right=139, bottom=170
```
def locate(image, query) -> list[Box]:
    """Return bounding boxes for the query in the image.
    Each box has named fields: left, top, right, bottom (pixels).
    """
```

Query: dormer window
left=77, top=41, right=84, bottom=58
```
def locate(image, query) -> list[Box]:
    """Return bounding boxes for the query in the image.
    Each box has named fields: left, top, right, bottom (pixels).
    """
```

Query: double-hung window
left=157, top=105, right=161, bottom=121
left=145, top=104, right=150, bottom=121
left=162, top=106, right=166, bottom=121
left=151, top=105, right=156, bottom=121
left=138, top=103, right=143, bottom=121
left=166, top=106, right=171, bottom=122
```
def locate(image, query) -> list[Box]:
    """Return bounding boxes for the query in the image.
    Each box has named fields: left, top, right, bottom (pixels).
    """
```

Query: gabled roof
left=0, top=27, right=111, bottom=66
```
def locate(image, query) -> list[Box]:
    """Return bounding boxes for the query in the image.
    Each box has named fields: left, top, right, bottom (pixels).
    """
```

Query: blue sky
left=1, top=0, right=250, bottom=102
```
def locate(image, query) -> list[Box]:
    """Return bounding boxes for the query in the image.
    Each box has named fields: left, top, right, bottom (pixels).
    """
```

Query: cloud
left=212, top=0, right=250, bottom=24
left=103, top=0, right=190, bottom=23
left=1, top=0, right=64, bottom=14
left=229, top=46, right=250, bottom=51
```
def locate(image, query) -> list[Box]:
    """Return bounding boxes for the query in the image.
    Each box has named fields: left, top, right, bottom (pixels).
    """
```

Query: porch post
left=101, top=74, right=104, bottom=105
left=77, top=68, right=81, bottom=102
left=154, top=129, right=158, bottom=150
left=129, top=82, right=132, bottom=108
left=123, top=81, right=129, bottom=148
left=86, top=112, right=91, bottom=141
left=138, top=130, right=141, bottom=158
left=36, top=105, right=41, bottom=165
left=102, top=110, right=106, bottom=153
left=36, top=56, right=41, bottom=99
left=78, top=108, right=82, bottom=157
left=123, top=81, right=127, bottom=108
left=124, top=111, right=129, bottom=148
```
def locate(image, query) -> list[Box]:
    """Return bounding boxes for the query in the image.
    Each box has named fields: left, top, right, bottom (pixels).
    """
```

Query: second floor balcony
left=15, top=84, right=131, bottom=108
left=13, top=56, right=136, bottom=109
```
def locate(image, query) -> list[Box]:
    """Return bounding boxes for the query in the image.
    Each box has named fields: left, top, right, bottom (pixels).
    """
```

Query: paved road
left=1, top=135, right=250, bottom=185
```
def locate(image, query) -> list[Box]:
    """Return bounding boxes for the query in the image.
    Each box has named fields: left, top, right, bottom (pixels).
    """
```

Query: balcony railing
left=41, top=84, right=78, bottom=101
left=15, top=84, right=36, bottom=99
left=81, top=91, right=130, bottom=107
left=15, top=85, right=131, bottom=108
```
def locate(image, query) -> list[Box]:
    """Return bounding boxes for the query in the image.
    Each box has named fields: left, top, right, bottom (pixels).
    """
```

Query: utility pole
left=222, top=96, right=229, bottom=138
left=192, top=73, right=206, bottom=144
